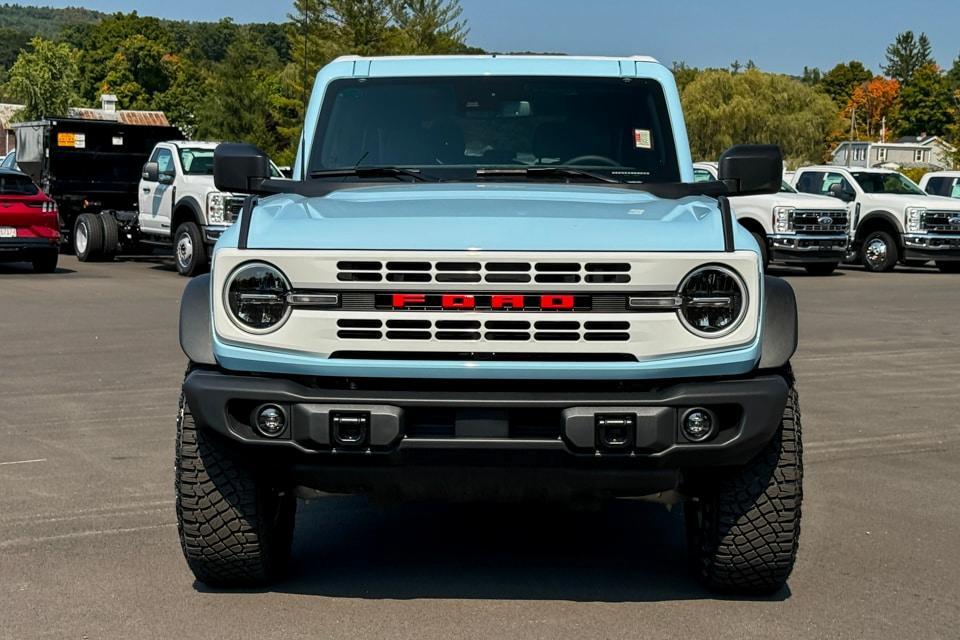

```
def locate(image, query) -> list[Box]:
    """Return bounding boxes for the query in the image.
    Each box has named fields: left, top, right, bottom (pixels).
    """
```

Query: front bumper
left=184, top=369, right=788, bottom=472
left=0, top=237, right=59, bottom=261
left=768, top=234, right=848, bottom=263
left=903, top=234, right=960, bottom=261
left=202, top=225, right=231, bottom=245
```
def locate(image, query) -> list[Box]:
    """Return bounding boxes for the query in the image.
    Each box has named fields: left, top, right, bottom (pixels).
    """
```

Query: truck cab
left=793, top=166, right=960, bottom=273
left=175, top=55, right=803, bottom=595
left=694, top=162, right=849, bottom=275
left=139, top=142, right=279, bottom=276
left=919, top=171, right=960, bottom=199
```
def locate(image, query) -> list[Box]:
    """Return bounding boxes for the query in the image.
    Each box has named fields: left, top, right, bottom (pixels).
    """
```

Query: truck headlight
left=905, top=207, right=926, bottom=233
left=773, top=207, right=794, bottom=233
left=678, top=266, right=748, bottom=338
left=225, top=262, right=291, bottom=333
left=207, top=192, right=226, bottom=224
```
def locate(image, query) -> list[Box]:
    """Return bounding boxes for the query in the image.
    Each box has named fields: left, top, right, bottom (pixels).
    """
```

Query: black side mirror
left=717, top=144, right=783, bottom=196
left=828, top=182, right=854, bottom=201
left=214, top=143, right=272, bottom=194
left=142, top=162, right=159, bottom=182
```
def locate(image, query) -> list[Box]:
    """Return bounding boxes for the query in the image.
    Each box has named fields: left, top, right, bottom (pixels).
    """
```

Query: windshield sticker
left=634, top=129, right=652, bottom=150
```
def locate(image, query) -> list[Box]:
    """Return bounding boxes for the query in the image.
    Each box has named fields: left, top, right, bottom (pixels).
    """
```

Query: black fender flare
left=759, top=275, right=798, bottom=369
left=855, top=211, right=903, bottom=242
left=179, top=274, right=217, bottom=365
left=173, top=196, right=204, bottom=230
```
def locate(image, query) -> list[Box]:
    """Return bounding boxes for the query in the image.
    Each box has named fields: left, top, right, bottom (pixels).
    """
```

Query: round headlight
left=678, top=266, right=748, bottom=338
left=225, top=262, right=291, bottom=333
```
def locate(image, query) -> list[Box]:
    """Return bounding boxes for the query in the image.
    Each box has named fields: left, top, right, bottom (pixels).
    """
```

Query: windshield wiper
left=309, top=167, right=430, bottom=182
left=475, top=166, right=622, bottom=184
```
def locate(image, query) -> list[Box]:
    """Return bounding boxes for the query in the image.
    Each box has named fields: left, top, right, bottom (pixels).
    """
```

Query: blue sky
left=17, top=0, right=960, bottom=75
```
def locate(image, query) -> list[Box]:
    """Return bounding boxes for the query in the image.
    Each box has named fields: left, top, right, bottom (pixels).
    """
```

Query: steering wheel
left=563, top=155, right=620, bottom=167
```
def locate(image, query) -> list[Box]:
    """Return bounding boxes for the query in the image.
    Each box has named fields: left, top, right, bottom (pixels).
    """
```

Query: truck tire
left=175, top=393, right=296, bottom=587
left=32, top=249, right=59, bottom=273
left=803, top=262, right=838, bottom=276
left=99, top=213, right=120, bottom=258
left=936, top=261, right=960, bottom=274
left=861, top=230, right=898, bottom=272
left=74, top=214, right=104, bottom=262
left=174, top=222, right=207, bottom=277
left=751, top=231, right=769, bottom=271
left=685, top=373, right=802, bottom=595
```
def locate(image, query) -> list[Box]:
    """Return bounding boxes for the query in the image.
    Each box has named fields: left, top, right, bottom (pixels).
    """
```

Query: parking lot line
left=0, top=458, right=47, bottom=467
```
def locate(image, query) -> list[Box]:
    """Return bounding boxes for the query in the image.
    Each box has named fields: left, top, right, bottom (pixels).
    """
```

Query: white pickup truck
left=694, top=162, right=850, bottom=275
left=919, top=171, right=960, bottom=199
left=74, top=141, right=281, bottom=276
left=792, top=166, right=960, bottom=273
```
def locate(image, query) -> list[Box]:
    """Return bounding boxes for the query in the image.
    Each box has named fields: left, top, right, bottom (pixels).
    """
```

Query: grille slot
left=334, top=319, right=629, bottom=343
left=337, top=261, right=634, bottom=284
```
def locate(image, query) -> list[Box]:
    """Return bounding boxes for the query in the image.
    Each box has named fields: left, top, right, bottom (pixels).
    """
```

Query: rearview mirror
left=717, top=145, right=783, bottom=196
left=214, top=143, right=272, bottom=194
left=142, top=162, right=159, bottom=182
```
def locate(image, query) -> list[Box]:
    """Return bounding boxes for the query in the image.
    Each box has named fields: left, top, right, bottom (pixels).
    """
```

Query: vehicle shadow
left=0, top=262, right=76, bottom=275
left=196, top=497, right=790, bottom=603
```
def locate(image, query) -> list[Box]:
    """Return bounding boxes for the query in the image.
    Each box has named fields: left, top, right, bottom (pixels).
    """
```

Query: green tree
left=0, top=27, right=31, bottom=69
left=3, top=37, right=80, bottom=120
left=947, top=52, right=960, bottom=90
left=198, top=32, right=286, bottom=158
left=895, top=64, right=955, bottom=137
left=682, top=69, right=840, bottom=165
left=801, top=66, right=822, bottom=86
left=883, top=31, right=934, bottom=84
left=390, top=0, right=468, bottom=54
left=100, top=34, right=173, bottom=109
left=820, top=61, right=872, bottom=105
left=671, top=61, right=700, bottom=93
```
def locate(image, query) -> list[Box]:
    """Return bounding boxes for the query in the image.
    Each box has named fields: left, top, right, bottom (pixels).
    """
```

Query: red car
left=0, top=168, right=60, bottom=273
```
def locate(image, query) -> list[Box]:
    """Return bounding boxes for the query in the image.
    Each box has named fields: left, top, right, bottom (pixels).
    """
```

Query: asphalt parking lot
left=1, top=254, right=958, bottom=639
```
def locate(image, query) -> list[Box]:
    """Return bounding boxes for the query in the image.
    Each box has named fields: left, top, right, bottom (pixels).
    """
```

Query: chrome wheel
left=75, top=221, right=88, bottom=255
left=864, top=238, right=887, bottom=269
left=176, top=232, right=194, bottom=269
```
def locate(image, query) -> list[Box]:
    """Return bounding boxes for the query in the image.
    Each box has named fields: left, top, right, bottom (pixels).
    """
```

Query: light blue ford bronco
left=175, top=55, right=802, bottom=594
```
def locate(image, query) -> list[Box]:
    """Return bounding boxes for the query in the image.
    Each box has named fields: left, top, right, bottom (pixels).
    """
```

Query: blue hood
left=224, top=183, right=738, bottom=252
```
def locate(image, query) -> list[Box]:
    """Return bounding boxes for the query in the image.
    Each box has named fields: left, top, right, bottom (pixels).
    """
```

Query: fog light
left=682, top=408, right=715, bottom=442
left=255, top=405, right=286, bottom=437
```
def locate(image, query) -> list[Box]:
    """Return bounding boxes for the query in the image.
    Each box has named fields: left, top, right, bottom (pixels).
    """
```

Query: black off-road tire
left=99, top=212, right=120, bottom=259
left=803, top=262, right=838, bottom=276
left=685, top=373, right=802, bottom=596
left=175, top=393, right=296, bottom=587
left=31, top=249, right=59, bottom=273
left=936, top=261, right=960, bottom=274
left=74, top=213, right=104, bottom=262
left=174, top=222, right=207, bottom=277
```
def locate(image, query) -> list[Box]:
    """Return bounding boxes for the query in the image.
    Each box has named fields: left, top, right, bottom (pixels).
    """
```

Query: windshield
left=0, top=174, right=39, bottom=195
left=179, top=148, right=215, bottom=175
left=851, top=171, right=925, bottom=195
left=310, top=76, right=680, bottom=183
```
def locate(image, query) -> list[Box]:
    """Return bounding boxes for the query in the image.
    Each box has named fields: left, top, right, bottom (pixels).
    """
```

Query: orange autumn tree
left=840, top=76, right=901, bottom=140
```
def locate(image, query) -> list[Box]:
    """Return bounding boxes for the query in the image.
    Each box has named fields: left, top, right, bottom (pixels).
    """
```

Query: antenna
left=300, top=1, right=310, bottom=182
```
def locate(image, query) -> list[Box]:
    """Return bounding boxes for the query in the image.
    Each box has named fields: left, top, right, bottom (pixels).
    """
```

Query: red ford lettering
left=441, top=294, right=476, bottom=310
left=490, top=295, right=526, bottom=310
left=392, top=293, right=426, bottom=308
left=540, top=295, right=575, bottom=310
